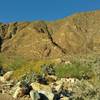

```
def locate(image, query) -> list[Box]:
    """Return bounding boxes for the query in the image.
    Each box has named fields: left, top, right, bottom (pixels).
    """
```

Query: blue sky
left=0, top=0, right=100, bottom=22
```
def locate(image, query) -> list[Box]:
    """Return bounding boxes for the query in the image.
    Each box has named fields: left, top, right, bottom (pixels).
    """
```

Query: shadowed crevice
left=0, top=37, right=3, bottom=52
left=34, top=21, right=66, bottom=54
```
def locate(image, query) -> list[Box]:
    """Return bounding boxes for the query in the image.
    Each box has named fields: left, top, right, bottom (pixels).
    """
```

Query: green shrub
left=8, top=56, right=27, bottom=70
left=55, top=61, right=93, bottom=79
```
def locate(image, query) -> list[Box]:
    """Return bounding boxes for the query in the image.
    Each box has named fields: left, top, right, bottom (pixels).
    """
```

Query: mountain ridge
left=0, top=10, right=100, bottom=60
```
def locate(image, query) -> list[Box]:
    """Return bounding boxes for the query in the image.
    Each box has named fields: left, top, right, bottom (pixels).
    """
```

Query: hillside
left=0, top=11, right=100, bottom=60
left=0, top=10, right=100, bottom=100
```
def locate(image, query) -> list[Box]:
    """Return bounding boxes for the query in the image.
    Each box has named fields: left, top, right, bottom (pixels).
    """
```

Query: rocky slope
left=0, top=11, right=100, bottom=60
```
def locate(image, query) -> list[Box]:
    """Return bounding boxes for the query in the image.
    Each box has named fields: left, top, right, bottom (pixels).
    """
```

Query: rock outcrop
left=0, top=11, right=100, bottom=60
left=0, top=71, right=13, bottom=83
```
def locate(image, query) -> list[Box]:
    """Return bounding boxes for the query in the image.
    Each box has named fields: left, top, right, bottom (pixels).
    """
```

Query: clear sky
left=0, top=0, right=100, bottom=22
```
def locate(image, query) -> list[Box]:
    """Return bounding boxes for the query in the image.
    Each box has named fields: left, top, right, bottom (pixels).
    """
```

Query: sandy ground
left=0, top=93, right=31, bottom=100
left=0, top=94, right=14, bottom=100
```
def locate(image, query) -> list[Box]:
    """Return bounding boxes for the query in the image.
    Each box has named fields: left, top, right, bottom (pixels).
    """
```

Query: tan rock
left=12, top=87, right=23, bottom=99
left=0, top=71, right=13, bottom=83
left=31, top=82, right=54, bottom=100
left=31, top=82, right=52, bottom=92
left=46, top=75, right=57, bottom=82
left=54, top=58, right=62, bottom=64
left=0, top=76, right=6, bottom=83
left=12, top=81, right=26, bottom=99
left=3, top=71, right=13, bottom=81
left=61, top=78, right=79, bottom=91
left=60, top=96, right=69, bottom=100
left=50, top=80, right=64, bottom=91
left=65, top=61, right=71, bottom=65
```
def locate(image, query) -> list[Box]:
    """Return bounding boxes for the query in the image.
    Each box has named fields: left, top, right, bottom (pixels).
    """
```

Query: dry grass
left=12, top=59, right=54, bottom=79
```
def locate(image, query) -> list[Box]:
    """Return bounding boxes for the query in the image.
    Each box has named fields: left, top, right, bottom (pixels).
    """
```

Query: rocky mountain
left=0, top=11, right=100, bottom=60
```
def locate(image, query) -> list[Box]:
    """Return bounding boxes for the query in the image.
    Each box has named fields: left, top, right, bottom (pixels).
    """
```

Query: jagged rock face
left=0, top=21, right=63, bottom=59
left=52, top=11, right=100, bottom=54
left=0, top=11, right=100, bottom=59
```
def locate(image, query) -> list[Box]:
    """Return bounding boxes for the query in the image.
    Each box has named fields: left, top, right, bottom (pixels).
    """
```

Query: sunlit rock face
left=0, top=11, right=100, bottom=60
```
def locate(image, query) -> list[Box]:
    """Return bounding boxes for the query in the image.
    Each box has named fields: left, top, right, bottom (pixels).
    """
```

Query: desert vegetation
left=0, top=53, right=100, bottom=100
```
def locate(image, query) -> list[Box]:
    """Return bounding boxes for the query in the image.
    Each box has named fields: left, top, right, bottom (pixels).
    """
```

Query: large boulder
left=3, top=71, right=13, bottom=81
left=0, top=71, right=13, bottom=83
left=31, top=82, right=54, bottom=100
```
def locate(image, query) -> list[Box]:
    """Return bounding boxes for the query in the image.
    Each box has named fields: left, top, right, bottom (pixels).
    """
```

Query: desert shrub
left=40, top=63, right=55, bottom=75
left=20, top=72, right=37, bottom=84
left=8, top=56, right=27, bottom=70
left=55, top=61, right=93, bottom=79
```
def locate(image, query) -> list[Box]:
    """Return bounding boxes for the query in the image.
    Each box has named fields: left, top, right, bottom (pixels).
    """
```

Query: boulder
left=3, top=71, right=13, bottom=81
left=0, top=71, right=13, bottom=83
left=46, top=75, right=57, bottom=83
left=30, top=90, right=40, bottom=100
left=12, top=82, right=24, bottom=99
left=12, top=86, right=24, bottom=99
left=31, top=82, right=54, bottom=100
left=31, top=82, right=52, bottom=92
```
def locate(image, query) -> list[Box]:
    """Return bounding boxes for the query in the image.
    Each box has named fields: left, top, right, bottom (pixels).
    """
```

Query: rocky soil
left=0, top=54, right=100, bottom=100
